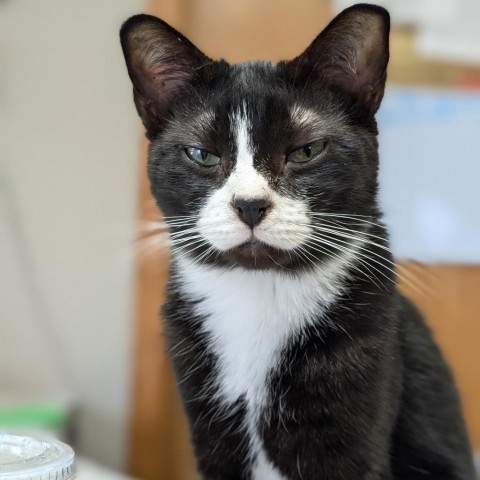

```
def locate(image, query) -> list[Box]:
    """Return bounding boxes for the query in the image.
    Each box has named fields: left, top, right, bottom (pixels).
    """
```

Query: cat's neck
left=174, top=254, right=355, bottom=315
left=173, top=251, right=358, bottom=405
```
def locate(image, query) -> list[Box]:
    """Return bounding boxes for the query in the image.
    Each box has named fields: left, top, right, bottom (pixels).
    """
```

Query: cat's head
left=121, top=5, right=390, bottom=271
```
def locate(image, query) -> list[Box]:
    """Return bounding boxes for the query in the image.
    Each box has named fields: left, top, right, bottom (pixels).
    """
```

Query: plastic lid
left=0, top=432, right=75, bottom=479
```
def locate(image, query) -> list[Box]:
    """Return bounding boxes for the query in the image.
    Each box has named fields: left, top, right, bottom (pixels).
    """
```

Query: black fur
left=121, top=5, right=475, bottom=479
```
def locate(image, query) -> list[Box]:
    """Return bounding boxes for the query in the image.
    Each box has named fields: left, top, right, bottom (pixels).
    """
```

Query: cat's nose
left=232, top=197, right=272, bottom=228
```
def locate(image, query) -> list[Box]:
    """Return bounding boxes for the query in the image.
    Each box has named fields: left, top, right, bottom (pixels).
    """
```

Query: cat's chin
left=226, top=238, right=294, bottom=270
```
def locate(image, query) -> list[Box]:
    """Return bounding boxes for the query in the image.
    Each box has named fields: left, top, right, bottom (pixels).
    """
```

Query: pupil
left=303, top=145, right=312, bottom=158
left=201, top=150, right=208, bottom=160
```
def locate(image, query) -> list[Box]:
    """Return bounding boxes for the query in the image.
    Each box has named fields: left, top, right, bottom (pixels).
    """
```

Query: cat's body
left=166, top=259, right=470, bottom=480
left=121, top=5, right=475, bottom=479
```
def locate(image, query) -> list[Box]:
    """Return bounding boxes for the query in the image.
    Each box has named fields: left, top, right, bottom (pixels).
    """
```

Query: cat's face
left=121, top=5, right=390, bottom=271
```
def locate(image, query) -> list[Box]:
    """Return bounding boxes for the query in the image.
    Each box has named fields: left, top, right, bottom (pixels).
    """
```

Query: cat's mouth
left=227, top=237, right=290, bottom=269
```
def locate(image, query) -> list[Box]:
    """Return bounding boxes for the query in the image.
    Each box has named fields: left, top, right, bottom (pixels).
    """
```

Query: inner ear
left=120, top=15, right=212, bottom=138
left=285, top=5, right=390, bottom=116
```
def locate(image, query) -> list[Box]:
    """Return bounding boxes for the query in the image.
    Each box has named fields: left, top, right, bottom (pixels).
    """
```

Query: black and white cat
left=120, top=5, right=475, bottom=479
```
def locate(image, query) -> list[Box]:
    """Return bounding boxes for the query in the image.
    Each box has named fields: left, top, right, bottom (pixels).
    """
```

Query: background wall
left=0, top=0, right=145, bottom=471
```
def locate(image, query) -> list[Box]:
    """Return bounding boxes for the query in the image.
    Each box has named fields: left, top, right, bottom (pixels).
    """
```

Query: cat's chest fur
left=176, top=257, right=348, bottom=406
left=176, top=256, right=354, bottom=478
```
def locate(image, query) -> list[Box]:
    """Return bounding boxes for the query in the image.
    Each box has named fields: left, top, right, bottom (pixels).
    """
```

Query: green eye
left=185, top=147, right=220, bottom=166
left=288, top=141, right=327, bottom=164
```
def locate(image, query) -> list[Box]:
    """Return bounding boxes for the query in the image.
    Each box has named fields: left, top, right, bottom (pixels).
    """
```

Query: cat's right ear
left=120, top=15, right=211, bottom=139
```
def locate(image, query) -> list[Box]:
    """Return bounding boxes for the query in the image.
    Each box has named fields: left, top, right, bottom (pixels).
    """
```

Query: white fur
left=290, top=104, right=319, bottom=129
left=290, top=103, right=343, bottom=132
left=176, top=248, right=359, bottom=479
left=196, top=107, right=311, bottom=252
left=252, top=449, right=287, bottom=480
left=177, top=260, right=344, bottom=403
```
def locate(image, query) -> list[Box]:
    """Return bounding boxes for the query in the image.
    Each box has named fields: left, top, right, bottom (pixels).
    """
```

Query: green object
left=0, top=405, right=67, bottom=429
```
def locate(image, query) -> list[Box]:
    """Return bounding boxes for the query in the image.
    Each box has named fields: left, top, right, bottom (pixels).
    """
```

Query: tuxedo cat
left=120, top=4, right=475, bottom=479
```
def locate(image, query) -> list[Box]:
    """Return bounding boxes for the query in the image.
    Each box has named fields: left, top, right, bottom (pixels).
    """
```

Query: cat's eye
left=287, top=141, right=327, bottom=164
left=185, top=147, right=220, bottom=167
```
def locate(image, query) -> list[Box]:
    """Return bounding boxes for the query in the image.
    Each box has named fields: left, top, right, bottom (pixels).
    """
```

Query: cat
left=120, top=4, right=475, bottom=479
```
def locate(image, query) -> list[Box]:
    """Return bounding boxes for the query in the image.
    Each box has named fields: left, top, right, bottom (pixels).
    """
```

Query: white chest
left=176, top=256, right=354, bottom=480
left=176, top=258, right=345, bottom=405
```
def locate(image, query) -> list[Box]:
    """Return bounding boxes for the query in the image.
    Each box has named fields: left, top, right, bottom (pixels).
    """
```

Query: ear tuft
left=287, top=4, right=390, bottom=116
left=120, top=15, right=211, bottom=138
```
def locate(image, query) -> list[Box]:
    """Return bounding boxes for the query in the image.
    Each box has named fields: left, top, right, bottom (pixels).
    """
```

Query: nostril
left=258, top=206, right=267, bottom=219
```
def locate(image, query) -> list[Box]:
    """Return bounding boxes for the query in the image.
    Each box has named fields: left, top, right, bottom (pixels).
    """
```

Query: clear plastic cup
left=0, top=431, right=75, bottom=479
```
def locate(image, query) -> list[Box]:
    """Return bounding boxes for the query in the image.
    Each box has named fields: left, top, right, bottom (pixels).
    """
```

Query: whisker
left=310, top=233, right=395, bottom=277
left=172, top=241, right=211, bottom=262
left=309, top=213, right=385, bottom=229
left=195, top=244, right=218, bottom=265
left=313, top=218, right=389, bottom=244
left=170, top=235, right=204, bottom=248
left=301, top=238, right=388, bottom=292
left=163, top=215, right=199, bottom=219
left=306, top=232, right=431, bottom=296
left=312, top=225, right=389, bottom=253
left=170, top=228, right=202, bottom=239
left=299, top=215, right=430, bottom=295
left=135, top=232, right=170, bottom=251
left=311, top=227, right=428, bottom=294
left=171, top=236, right=206, bottom=249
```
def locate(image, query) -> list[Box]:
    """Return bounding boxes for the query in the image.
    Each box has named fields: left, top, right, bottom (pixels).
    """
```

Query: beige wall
left=0, top=0, right=146, bottom=471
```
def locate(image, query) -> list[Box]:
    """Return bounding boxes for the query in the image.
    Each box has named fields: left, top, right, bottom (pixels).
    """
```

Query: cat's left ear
left=120, top=15, right=212, bottom=139
left=286, top=4, right=390, bottom=116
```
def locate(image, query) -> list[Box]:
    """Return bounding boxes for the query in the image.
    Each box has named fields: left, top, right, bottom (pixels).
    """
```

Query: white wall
left=378, top=88, right=480, bottom=263
left=0, top=0, right=146, bottom=471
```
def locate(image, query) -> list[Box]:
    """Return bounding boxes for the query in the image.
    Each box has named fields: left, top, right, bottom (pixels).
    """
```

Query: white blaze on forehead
left=234, top=109, right=252, bottom=164
left=195, top=105, right=312, bottom=252
left=230, top=108, right=271, bottom=201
